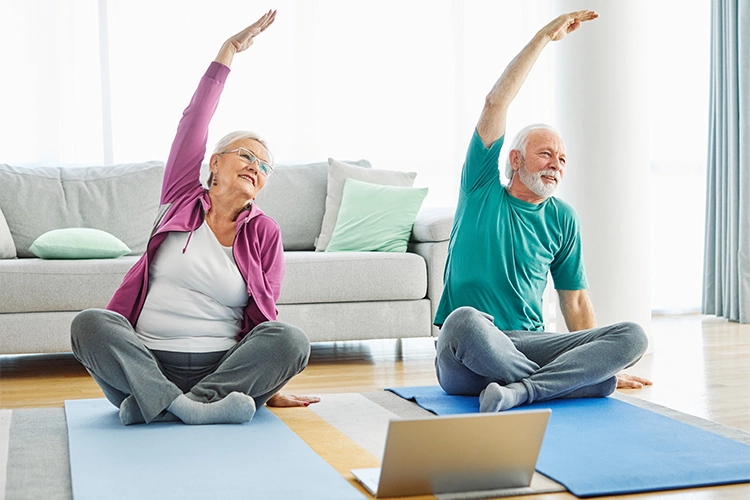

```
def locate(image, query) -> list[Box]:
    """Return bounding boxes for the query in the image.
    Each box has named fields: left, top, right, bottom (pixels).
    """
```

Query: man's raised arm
left=476, top=10, right=598, bottom=147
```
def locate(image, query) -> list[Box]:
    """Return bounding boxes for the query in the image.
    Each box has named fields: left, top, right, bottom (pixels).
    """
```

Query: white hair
left=208, top=130, right=274, bottom=186
left=504, top=123, right=561, bottom=180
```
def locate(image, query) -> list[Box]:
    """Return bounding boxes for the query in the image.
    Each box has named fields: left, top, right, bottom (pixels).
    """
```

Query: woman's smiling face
left=211, top=138, right=272, bottom=201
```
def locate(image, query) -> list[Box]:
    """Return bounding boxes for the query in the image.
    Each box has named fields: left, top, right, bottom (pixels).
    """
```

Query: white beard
left=518, top=161, right=559, bottom=199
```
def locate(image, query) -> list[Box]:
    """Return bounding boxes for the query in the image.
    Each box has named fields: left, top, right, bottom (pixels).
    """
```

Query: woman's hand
left=215, top=9, right=277, bottom=67
left=266, top=393, right=321, bottom=407
left=227, top=9, right=277, bottom=53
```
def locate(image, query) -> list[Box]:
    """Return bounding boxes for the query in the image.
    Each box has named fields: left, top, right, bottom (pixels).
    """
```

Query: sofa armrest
left=410, top=207, right=454, bottom=243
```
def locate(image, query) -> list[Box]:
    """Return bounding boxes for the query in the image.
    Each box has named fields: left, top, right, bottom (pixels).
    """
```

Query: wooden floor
left=1, top=313, right=749, bottom=499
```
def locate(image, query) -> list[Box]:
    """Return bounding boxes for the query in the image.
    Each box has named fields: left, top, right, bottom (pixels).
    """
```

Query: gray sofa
left=0, top=160, right=453, bottom=355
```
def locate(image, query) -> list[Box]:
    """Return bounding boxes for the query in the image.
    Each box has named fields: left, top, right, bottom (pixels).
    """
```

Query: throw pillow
left=254, top=159, right=372, bottom=251
left=315, top=158, right=417, bottom=251
left=325, top=178, right=428, bottom=253
left=0, top=206, right=16, bottom=258
left=29, top=228, right=131, bottom=259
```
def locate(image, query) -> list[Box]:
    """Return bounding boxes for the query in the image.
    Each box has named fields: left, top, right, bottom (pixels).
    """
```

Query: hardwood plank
left=1, top=314, right=749, bottom=499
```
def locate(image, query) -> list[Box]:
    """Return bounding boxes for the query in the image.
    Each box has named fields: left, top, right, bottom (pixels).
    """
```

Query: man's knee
left=611, top=321, right=649, bottom=364
left=440, top=307, right=493, bottom=341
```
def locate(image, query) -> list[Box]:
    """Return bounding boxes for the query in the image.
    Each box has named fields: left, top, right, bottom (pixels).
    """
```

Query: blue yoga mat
left=65, top=399, right=364, bottom=500
left=388, top=386, right=750, bottom=497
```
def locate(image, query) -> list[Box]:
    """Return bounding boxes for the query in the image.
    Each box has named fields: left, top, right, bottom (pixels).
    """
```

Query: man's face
left=516, top=130, right=567, bottom=199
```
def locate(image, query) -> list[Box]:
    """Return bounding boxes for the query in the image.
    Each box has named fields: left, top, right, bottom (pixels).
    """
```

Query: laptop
left=351, top=409, right=550, bottom=498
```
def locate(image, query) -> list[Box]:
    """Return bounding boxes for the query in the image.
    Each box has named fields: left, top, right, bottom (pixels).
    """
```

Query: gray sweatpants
left=71, top=308, right=311, bottom=422
left=435, top=306, right=648, bottom=403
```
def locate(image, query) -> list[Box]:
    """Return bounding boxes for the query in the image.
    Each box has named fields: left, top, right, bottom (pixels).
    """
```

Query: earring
left=212, top=175, right=218, bottom=186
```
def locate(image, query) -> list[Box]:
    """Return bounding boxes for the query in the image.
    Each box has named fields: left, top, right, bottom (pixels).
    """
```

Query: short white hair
left=208, top=131, right=273, bottom=186
left=213, top=130, right=273, bottom=163
left=504, top=123, right=561, bottom=180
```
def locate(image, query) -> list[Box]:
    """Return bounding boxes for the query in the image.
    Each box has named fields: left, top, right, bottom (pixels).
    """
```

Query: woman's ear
left=210, top=153, right=221, bottom=171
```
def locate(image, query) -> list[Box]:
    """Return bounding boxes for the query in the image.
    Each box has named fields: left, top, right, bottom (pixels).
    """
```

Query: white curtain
left=0, top=0, right=558, bottom=207
left=703, top=0, right=750, bottom=323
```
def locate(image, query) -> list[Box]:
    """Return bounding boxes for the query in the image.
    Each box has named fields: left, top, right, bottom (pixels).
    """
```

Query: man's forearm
left=486, top=32, right=551, bottom=112
left=477, top=31, right=552, bottom=146
left=476, top=10, right=598, bottom=147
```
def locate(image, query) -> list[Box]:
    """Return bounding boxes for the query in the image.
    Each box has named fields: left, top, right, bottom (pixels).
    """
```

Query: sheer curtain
left=0, top=0, right=104, bottom=165
left=703, top=0, right=750, bottom=323
left=0, top=0, right=554, bottom=207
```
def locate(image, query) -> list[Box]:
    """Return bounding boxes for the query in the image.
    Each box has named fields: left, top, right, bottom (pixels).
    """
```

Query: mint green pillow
left=29, top=228, right=131, bottom=259
left=326, top=179, right=428, bottom=253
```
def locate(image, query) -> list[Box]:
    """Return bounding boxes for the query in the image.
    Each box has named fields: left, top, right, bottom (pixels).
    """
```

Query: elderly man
left=434, top=10, right=651, bottom=412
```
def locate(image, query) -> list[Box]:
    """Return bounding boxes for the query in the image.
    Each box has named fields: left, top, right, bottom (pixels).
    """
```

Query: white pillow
left=315, top=158, right=417, bottom=251
left=0, top=207, right=16, bottom=259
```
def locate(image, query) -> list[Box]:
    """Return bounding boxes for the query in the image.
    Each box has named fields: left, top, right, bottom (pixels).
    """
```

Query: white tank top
left=135, top=221, right=248, bottom=352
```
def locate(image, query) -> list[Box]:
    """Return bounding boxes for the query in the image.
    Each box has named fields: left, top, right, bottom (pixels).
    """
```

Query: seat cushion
left=0, top=257, right=138, bottom=313
left=0, top=162, right=164, bottom=258
left=253, top=159, right=371, bottom=251
left=279, top=251, right=427, bottom=304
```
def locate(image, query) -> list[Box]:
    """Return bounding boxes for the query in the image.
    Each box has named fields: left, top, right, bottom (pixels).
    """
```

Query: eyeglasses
left=220, top=147, right=274, bottom=176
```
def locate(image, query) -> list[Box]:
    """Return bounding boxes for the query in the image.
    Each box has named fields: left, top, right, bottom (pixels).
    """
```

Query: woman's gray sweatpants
left=435, top=306, right=648, bottom=403
left=71, top=308, right=311, bottom=423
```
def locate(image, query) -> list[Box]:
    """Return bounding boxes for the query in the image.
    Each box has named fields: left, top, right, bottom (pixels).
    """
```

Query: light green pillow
left=326, top=179, right=428, bottom=253
left=29, top=228, right=131, bottom=259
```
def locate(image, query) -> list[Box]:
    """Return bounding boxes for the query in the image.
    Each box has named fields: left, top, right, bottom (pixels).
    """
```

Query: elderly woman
left=71, top=10, right=319, bottom=426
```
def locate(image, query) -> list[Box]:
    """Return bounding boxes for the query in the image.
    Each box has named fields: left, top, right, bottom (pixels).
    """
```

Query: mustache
left=537, top=170, right=560, bottom=181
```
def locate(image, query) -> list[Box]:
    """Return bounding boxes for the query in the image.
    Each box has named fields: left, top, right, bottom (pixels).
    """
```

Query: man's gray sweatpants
left=435, top=306, right=648, bottom=403
left=71, top=308, right=310, bottom=423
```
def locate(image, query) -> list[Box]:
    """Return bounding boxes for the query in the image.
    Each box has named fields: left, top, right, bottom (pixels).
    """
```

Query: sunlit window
left=0, top=0, right=710, bottom=313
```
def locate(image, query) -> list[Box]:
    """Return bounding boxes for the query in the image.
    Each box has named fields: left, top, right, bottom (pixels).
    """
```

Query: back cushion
left=254, top=160, right=371, bottom=251
left=0, top=162, right=164, bottom=258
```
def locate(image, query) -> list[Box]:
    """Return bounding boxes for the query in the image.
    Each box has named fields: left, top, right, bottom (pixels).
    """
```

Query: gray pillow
left=0, top=162, right=164, bottom=258
left=315, top=158, right=417, bottom=251
left=254, top=159, right=371, bottom=251
left=0, top=206, right=16, bottom=259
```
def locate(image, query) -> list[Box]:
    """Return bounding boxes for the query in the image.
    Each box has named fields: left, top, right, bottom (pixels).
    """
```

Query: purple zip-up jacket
left=107, top=61, right=284, bottom=340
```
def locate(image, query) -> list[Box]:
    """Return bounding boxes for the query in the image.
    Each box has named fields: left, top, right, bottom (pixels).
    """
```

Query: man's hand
left=542, top=10, right=599, bottom=42
left=616, top=372, right=652, bottom=389
left=266, top=393, right=321, bottom=407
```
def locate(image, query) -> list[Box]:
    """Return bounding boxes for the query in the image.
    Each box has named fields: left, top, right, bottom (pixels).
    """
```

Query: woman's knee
left=70, top=309, right=133, bottom=358
left=254, top=321, right=311, bottom=364
left=71, top=309, right=113, bottom=348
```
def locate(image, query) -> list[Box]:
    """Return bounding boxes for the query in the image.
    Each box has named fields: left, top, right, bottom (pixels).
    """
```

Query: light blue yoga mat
left=65, top=399, right=364, bottom=500
left=388, top=386, right=750, bottom=497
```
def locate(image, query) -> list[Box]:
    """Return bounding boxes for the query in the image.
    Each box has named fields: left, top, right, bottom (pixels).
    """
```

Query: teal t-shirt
left=434, top=130, right=588, bottom=332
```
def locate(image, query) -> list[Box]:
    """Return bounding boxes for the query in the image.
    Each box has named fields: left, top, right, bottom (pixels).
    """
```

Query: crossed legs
left=71, top=309, right=310, bottom=425
left=435, top=306, right=648, bottom=411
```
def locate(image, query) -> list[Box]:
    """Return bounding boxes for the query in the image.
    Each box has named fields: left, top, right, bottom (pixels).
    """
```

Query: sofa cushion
left=0, top=162, right=164, bottom=258
left=278, top=251, right=427, bottom=304
left=253, top=159, right=371, bottom=251
left=315, top=158, right=417, bottom=251
left=0, top=206, right=15, bottom=259
left=326, top=179, right=428, bottom=253
left=410, top=207, right=455, bottom=243
left=0, top=257, right=138, bottom=313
